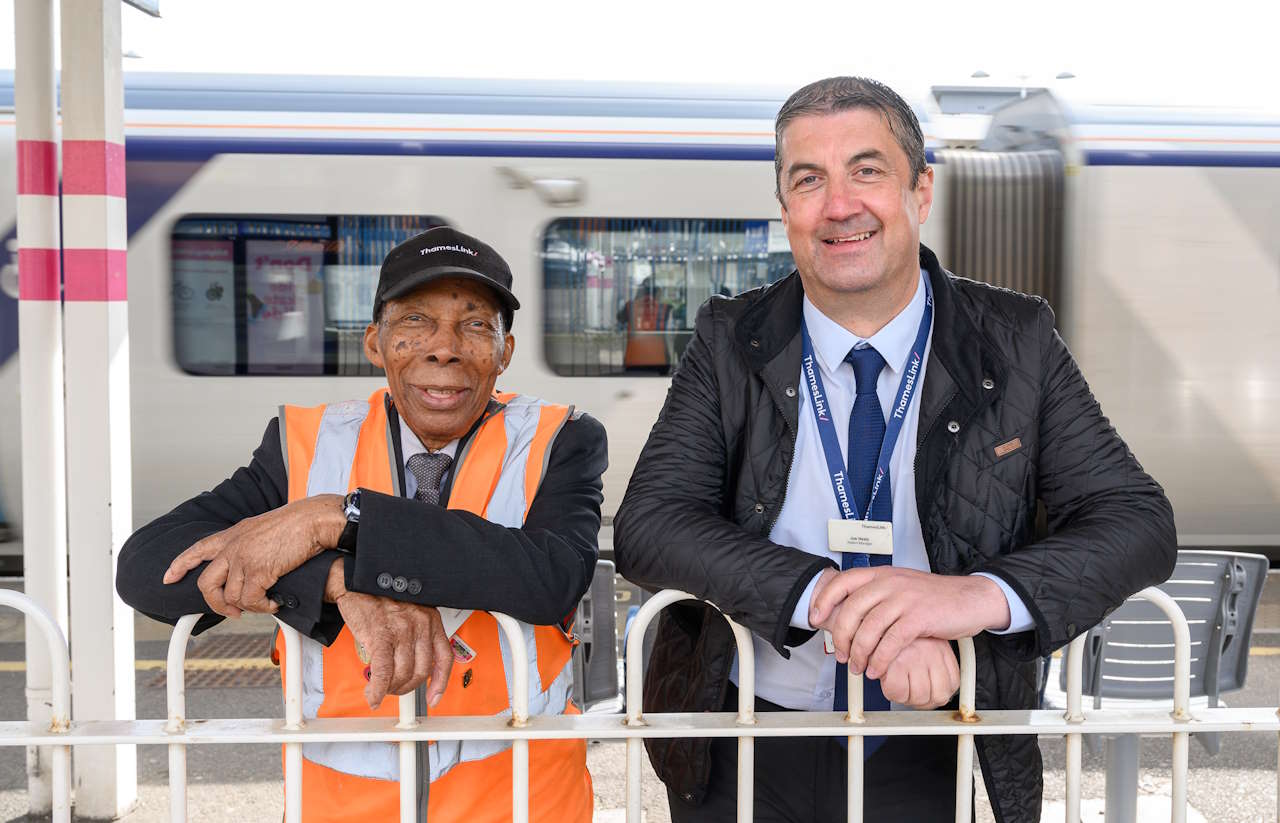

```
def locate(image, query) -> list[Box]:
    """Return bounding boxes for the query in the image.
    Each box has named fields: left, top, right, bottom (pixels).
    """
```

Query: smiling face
left=778, top=108, right=934, bottom=319
left=364, top=277, right=514, bottom=449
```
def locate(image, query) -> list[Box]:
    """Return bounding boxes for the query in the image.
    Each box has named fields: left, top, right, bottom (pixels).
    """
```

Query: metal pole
left=1132, top=587, right=1190, bottom=823
left=726, top=618, right=756, bottom=823
left=278, top=620, right=304, bottom=823
left=12, top=0, right=68, bottom=813
left=1064, top=634, right=1087, bottom=823
left=0, top=590, right=72, bottom=823
left=59, top=0, right=136, bottom=816
left=954, top=638, right=977, bottom=823
left=397, top=693, right=417, bottom=823
left=847, top=668, right=864, bottom=823
left=493, top=613, right=531, bottom=823
left=624, top=590, right=695, bottom=823
left=164, top=615, right=200, bottom=823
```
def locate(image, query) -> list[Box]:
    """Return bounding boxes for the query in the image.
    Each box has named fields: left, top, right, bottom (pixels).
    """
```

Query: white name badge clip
left=828, top=518, right=894, bottom=556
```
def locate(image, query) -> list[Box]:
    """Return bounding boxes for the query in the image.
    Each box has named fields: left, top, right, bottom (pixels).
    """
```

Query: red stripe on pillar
left=17, top=140, right=58, bottom=196
left=18, top=248, right=61, bottom=300
left=63, top=249, right=128, bottom=301
left=62, top=140, right=126, bottom=197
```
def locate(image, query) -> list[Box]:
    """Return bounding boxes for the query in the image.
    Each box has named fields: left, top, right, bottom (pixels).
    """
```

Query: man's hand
left=327, top=559, right=453, bottom=709
left=811, top=567, right=1010, bottom=680
left=876, top=637, right=960, bottom=709
left=162, top=494, right=345, bottom=618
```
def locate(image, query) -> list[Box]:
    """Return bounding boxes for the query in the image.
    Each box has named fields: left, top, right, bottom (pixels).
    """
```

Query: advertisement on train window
left=244, top=240, right=325, bottom=375
left=172, top=239, right=236, bottom=375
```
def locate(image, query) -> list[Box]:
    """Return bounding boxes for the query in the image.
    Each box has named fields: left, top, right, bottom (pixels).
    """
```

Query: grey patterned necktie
left=406, top=452, right=453, bottom=505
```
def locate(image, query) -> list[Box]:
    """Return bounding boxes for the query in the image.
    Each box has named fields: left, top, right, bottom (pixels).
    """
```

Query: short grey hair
left=774, top=76, right=928, bottom=203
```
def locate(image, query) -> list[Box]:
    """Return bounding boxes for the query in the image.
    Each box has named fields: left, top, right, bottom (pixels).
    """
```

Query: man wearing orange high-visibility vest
left=117, top=226, right=604, bottom=823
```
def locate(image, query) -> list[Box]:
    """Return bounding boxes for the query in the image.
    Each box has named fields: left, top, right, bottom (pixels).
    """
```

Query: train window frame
left=169, top=213, right=448, bottom=377
left=541, top=217, right=795, bottom=378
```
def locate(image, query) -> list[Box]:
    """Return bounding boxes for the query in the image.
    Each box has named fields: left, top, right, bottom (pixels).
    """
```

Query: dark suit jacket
left=116, top=406, right=608, bottom=644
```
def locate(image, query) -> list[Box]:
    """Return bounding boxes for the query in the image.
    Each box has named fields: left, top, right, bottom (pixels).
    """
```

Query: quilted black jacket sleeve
left=972, top=300, right=1178, bottom=658
left=614, top=296, right=832, bottom=656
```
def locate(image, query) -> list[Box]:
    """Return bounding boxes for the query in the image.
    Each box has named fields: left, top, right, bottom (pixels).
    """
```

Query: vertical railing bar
left=1063, top=634, right=1088, bottom=823
left=397, top=693, right=417, bottom=823
left=164, top=615, right=200, bottom=823
left=0, top=591, right=72, bottom=822
left=277, top=620, right=304, bottom=823
left=847, top=668, right=864, bottom=823
left=624, top=590, right=697, bottom=823
left=493, top=612, right=532, bottom=823
left=1129, top=587, right=1190, bottom=823
left=954, top=637, right=978, bottom=823
left=726, top=618, right=756, bottom=823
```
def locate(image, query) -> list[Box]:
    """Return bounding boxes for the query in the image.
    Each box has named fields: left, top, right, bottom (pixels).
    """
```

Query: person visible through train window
left=614, top=76, right=1176, bottom=823
left=116, top=226, right=605, bottom=823
left=618, top=275, right=675, bottom=373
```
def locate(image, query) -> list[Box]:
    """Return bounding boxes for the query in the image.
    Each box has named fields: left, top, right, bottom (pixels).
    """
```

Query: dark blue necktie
left=833, top=345, right=892, bottom=757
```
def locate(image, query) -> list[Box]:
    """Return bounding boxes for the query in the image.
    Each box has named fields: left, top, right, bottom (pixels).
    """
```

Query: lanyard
left=799, top=276, right=933, bottom=521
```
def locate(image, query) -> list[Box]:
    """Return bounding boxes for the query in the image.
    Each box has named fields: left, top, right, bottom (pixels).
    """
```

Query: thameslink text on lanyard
left=799, top=276, right=934, bottom=522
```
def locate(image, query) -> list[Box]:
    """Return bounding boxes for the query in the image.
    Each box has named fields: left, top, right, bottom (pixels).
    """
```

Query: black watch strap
left=337, top=490, right=360, bottom=554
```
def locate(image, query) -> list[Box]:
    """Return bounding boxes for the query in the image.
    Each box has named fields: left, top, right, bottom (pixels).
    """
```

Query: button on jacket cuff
left=270, top=549, right=346, bottom=645
left=972, top=571, right=1034, bottom=634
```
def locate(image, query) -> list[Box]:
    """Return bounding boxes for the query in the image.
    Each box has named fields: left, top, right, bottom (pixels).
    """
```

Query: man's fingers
left=364, top=636, right=395, bottom=709
left=388, top=635, right=415, bottom=696
left=879, top=663, right=908, bottom=705
left=164, top=536, right=223, bottom=584
left=237, top=580, right=277, bottom=614
left=197, top=558, right=239, bottom=618
left=864, top=615, right=918, bottom=681
left=810, top=567, right=874, bottom=626
left=427, top=626, right=454, bottom=708
left=926, top=650, right=953, bottom=709
left=222, top=564, right=245, bottom=610
left=847, top=602, right=901, bottom=676
left=409, top=633, right=433, bottom=695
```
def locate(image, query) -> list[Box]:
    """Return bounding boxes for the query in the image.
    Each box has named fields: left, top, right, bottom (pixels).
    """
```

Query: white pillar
left=59, top=0, right=137, bottom=816
left=14, top=0, right=69, bottom=815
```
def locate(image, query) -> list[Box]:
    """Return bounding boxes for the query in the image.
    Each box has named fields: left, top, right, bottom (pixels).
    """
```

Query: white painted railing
left=0, top=586, right=1267, bottom=822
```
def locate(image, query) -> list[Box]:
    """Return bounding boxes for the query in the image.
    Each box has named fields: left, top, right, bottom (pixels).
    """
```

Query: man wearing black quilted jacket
left=614, top=76, right=1176, bottom=822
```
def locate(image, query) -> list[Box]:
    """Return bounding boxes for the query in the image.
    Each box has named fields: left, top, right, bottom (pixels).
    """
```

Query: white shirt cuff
left=789, top=571, right=825, bottom=630
left=972, top=572, right=1034, bottom=635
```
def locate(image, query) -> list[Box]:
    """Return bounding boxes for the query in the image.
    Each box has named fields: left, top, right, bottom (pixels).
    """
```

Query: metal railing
left=0, top=585, right=1271, bottom=822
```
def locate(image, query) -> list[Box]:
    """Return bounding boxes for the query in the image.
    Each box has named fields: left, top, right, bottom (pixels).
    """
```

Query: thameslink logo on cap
left=419, top=244, right=478, bottom=257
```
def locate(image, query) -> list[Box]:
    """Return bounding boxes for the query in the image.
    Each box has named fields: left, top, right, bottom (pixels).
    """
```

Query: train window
left=171, top=215, right=446, bottom=376
left=542, top=218, right=795, bottom=376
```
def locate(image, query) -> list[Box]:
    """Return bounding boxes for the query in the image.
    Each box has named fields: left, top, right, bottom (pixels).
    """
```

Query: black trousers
left=667, top=688, right=964, bottom=822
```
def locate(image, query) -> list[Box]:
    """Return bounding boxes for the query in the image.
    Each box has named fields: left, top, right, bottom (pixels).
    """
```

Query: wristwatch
left=337, top=489, right=360, bottom=554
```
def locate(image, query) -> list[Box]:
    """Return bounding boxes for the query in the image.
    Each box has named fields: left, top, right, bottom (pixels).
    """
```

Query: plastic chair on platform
left=572, top=559, right=622, bottom=713
left=1053, top=549, right=1268, bottom=822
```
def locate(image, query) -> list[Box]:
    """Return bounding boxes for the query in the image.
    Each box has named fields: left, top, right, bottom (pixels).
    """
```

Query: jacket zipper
left=764, top=386, right=799, bottom=536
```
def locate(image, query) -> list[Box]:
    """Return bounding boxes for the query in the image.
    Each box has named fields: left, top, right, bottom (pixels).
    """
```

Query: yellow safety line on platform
left=0, top=657, right=275, bottom=673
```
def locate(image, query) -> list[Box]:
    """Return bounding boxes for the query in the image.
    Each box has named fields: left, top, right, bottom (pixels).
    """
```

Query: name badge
left=828, top=519, right=894, bottom=556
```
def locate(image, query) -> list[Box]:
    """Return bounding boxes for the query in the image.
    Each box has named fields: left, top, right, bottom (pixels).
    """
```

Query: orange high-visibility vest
left=273, top=388, right=592, bottom=823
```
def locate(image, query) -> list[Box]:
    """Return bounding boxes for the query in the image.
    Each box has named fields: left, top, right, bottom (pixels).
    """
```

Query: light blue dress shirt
left=729, top=270, right=1032, bottom=711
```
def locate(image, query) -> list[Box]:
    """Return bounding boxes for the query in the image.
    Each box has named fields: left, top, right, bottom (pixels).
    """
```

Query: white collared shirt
left=399, top=417, right=458, bottom=500
left=729, top=270, right=1031, bottom=711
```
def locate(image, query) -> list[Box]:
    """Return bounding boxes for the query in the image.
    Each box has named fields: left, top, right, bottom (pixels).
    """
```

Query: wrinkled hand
left=329, top=561, right=452, bottom=709
left=162, top=494, right=344, bottom=618
left=876, top=637, right=959, bottom=709
left=811, top=566, right=1010, bottom=681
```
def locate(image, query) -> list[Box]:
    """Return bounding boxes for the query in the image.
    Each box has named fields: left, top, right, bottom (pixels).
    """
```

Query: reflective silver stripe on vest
left=427, top=658, right=574, bottom=782
left=486, top=396, right=543, bottom=527
left=292, top=394, right=575, bottom=783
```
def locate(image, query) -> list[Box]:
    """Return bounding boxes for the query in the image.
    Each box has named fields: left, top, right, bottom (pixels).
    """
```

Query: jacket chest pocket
left=939, top=409, right=1036, bottom=560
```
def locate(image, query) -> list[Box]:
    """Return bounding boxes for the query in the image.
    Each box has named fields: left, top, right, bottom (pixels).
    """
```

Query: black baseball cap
left=373, top=226, right=520, bottom=324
